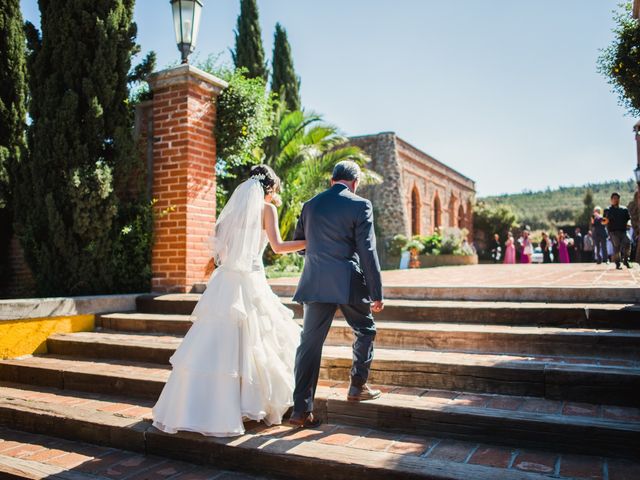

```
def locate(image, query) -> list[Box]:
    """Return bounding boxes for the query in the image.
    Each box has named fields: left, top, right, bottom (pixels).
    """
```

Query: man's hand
left=371, top=300, right=384, bottom=313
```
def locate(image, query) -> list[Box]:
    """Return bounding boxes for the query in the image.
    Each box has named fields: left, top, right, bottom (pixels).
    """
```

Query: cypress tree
left=17, top=0, right=154, bottom=296
left=232, top=0, right=267, bottom=80
left=576, top=189, right=595, bottom=228
left=0, top=0, right=28, bottom=284
left=270, top=23, right=300, bottom=112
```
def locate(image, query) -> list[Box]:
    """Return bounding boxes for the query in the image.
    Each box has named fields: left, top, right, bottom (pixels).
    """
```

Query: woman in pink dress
left=504, top=233, right=516, bottom=264
left=558, top=232, right=570, bottom=263
left=519, top=230, right=533, bottom=264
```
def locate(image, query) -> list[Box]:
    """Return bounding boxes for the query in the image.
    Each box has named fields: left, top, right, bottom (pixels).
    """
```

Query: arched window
left=411, top=187, right=421, bottom=235
left=449, top=194, right=457, bottom=227
left=458, top=204, right=465, bottom=228
left=433, top=193, right=442, bottom=232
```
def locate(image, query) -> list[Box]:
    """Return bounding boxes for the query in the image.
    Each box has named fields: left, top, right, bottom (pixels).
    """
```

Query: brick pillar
left=147, top=65, right=227, bottom=293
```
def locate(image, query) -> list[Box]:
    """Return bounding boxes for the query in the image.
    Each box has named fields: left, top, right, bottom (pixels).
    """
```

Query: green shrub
left=403, top=239, right=425, bottom=253
left=414, top=233, right=442, bottom=255
left=439, top=227, right=472, bottom=256
left=265, top=253, right=303, bottom=278
left=387, top=234, right=408, bottom=256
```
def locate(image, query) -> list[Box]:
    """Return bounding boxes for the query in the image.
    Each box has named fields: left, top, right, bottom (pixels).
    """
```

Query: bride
left=152, top=165, right=306, bottom=437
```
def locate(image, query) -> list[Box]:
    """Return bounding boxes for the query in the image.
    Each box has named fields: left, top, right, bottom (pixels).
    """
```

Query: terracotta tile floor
left=0, top=428, right=271, bottom=479
left=2, top=382, right=640, bottom=479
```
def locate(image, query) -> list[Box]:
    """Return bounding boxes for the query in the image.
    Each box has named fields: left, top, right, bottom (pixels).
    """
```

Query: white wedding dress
left=151, top=178, right=302, bottom=437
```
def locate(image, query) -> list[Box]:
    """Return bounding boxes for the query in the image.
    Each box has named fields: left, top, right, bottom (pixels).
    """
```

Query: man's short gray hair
left=332, top=161, right=361, bottom=182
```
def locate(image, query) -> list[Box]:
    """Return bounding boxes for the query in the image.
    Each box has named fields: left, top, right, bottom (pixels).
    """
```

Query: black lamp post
left=171, top=0, right=203, bottom=64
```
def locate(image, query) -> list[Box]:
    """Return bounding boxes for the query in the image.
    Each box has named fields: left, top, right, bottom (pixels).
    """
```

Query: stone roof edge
left=394, top=136, right=475, bottom=187
left=348, top=132, right=475, bottom=188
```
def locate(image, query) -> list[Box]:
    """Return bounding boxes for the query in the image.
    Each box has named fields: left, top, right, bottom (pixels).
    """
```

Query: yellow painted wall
left=0, top=314, right=94, bottom=359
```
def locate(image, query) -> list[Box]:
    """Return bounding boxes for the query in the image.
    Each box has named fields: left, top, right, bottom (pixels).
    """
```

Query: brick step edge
left=41, top=334, right=640, bottom=407
left=133, top=294, right=640, bottom=328
left=324, top=395, right=640, bottom=459
left=0, top=397, right=557, bottom=480
left=268, top=284, right=640, bottom=304
left=1, top=369, right=638, bottom=460
left=93, top=317, right=640, bottom=360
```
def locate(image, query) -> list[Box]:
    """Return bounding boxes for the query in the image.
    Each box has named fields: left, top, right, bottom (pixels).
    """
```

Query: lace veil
left=209, top=177, right=264, bottom=272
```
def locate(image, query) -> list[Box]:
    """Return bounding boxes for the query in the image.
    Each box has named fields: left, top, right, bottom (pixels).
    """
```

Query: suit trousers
left=609, top=230, right=630, bottom=264
left=292, top=302, right=376, bottom=413
left=593, top=234, right=608, bottom=263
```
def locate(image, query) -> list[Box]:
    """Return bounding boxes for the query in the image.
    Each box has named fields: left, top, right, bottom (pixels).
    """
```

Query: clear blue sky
left=19, top=0, right=637, bottom=197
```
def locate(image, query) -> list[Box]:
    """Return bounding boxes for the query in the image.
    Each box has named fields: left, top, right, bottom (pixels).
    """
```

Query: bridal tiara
left=250, top=173, right=266, bottom=181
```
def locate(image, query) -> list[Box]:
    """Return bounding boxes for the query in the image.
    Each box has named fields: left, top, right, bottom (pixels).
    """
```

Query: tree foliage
left=271, top=23, right=301, bottom=112
left=263, top=109, right=382, bottom=239
left=598, top=1, right=640, bottom=116
left=232, top=0, right=267, bottom=81
left=199, top=63, right=274, bottom=213
left=480, top=180, right=636, bottom=231
left=575, top=189, right=595, bottom=228
left=16, top=0, right=154, bottom=296
left=0, top=0, right=28, bottom=285
left=473, top=201, right=519, bottom=246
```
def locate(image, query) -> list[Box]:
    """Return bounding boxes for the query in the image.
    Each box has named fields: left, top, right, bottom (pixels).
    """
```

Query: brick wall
left=350, top=132, right=476, bottom=260
left=0, top=234, right=36, bottom=299
left=147, top=65, right=226, bottom=293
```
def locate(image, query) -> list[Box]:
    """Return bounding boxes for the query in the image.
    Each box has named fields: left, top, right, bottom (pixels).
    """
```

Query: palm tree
left=264, top=108, right=382, bottom=239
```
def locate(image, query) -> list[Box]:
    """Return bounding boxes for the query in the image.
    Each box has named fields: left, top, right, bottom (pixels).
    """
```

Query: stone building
left=350, top=132, right=476, bottom=259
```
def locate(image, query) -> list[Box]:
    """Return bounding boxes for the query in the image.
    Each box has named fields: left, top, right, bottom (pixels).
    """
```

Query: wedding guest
left=540, top=232, right=552, bottom=263
left=558, top=231, right=570, bottom=263
left=567, top=237, right=576, bottom=263
left=603, top=192, right=632, bottom=269
left=504, top=233, right=516, bottom=264
left=490, top=233, right=502, bottom=263
left=519, top=229, right=533, bottom=264
left=574, top=227, right=583, bottom=263
left=551, top=234, right=560, bottom=263
left=591, top=207, right=608, bottom=265
left=583, top=231, right=594, bottom=262
left=566, top=233, right=576, bottom=263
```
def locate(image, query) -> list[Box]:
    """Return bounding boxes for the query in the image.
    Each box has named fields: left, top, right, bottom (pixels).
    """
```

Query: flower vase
left=409, top=248, right=421, bottom=268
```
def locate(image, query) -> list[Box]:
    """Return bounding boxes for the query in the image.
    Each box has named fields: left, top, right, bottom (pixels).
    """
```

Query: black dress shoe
left=289, top=411, right=321, bottom=429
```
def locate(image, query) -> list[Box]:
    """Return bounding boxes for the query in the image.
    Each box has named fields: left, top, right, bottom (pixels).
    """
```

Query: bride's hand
left=204, top=258, right=215, bottom=277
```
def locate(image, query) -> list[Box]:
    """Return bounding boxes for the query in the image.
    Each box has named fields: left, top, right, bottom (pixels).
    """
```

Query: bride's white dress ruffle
left=151, top=243, right=301, bottom=437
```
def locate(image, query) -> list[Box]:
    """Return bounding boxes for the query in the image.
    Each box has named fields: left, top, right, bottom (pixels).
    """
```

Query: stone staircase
left=1, top=286, right=640, bottom=479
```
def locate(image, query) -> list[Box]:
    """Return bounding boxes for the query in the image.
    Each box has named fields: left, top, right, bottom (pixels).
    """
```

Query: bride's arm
left=264, top=203, right=306, bottom=254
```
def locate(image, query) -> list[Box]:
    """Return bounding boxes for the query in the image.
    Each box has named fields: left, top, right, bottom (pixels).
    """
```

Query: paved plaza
left=271, top=263, right=640, bottom=289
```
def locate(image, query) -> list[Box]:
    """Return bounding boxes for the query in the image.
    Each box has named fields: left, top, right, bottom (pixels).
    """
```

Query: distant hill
left=479, top=179, right=637, bottom=231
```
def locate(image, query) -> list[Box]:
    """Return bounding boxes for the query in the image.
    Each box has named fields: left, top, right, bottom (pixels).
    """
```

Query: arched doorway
left=411, top=186, right=421, bottom=235
left=433, top=193, right=442, bottom=232
left=458, top=204, right=465, bottom=229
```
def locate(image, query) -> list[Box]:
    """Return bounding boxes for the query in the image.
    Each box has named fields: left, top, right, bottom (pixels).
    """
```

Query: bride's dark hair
left=250, top=164, right=281, bottom=195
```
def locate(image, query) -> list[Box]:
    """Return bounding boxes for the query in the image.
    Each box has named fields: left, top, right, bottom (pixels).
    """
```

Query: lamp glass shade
left=171, top=0, right=202, bottom=59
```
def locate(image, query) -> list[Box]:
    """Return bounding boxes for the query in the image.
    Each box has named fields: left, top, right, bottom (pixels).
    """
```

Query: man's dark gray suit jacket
left=292, top=183, right=383, bottom=304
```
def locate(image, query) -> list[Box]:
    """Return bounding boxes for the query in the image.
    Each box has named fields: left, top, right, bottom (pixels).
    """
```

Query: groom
left=289, top=160, right=384, bottom=428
